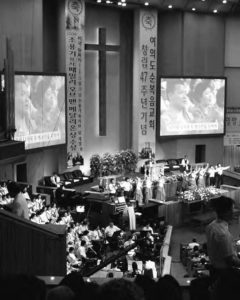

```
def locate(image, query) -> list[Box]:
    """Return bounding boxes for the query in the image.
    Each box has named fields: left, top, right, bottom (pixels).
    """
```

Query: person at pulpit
left=121, top=177, right=133, bottom=202
left=108, top=178, right=117, bottom=196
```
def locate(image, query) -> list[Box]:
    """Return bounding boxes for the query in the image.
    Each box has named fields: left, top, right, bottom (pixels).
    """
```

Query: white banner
left=224, top=107, right=240, bottom=146
left=137, top=10, right=157, bottom=157
left=65, top=0, right=85, bottom=166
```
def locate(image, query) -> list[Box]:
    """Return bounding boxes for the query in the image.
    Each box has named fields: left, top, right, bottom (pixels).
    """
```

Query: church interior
left=1, top=0, right=240, bottom=299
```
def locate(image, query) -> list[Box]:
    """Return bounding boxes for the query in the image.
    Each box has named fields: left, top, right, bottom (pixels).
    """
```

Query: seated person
left=39, top=206, right=50, bottom=224
left=89, top=225, right=103, bottom=241
left=104, top=221, right=121, bottom=239
left=35, top=194, right=44, bottom=211
left=188, top=238, right=200, bottom=250
left=50, top=172, right=61, bottom=187
left=61, top=211, right=73, bottom=227
left=124, top=234, right=136, bottom=258
left=67, top=247, right=81, bottom=267
left=142, top=223, right=154, bottom=235
left=78, top=219, right=89, bottom=233
left=0, top=182, right=9, bottom=196
left=75, top=240, right=88, bottom=261
left=22, top=186, right=31, bottom=201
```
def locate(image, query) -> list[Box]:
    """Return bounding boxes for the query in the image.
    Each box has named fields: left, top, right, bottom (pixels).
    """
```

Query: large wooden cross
left=85, top=28, right=120, bottom=136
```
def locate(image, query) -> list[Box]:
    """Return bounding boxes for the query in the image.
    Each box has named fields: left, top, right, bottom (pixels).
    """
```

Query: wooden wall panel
left=158, top=12, right=183, bottom=76
left=183, top=13, right=225, bottom=76
left=225, top=17, right=240, bottom=67
left=120, top=11, right=133, bottom=150
left=0, top=210, right=66, bottom=276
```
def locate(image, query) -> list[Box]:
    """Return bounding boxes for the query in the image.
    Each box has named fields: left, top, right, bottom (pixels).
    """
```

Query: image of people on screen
left=160, top=78, right=225, bottom=136
left=160, top=79, right=194, bottom=134
left=14, top=75, right=66, bottom=149
left=15, top=76, right=39, bottom=135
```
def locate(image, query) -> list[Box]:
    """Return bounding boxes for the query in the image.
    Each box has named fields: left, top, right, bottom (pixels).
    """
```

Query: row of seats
left=42, top=170, right=93, bottom=189
left=144, top=158, right=184, bottom=172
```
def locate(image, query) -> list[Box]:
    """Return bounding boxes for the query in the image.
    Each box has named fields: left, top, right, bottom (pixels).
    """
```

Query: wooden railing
left=0, top=209, right=66, bottom=276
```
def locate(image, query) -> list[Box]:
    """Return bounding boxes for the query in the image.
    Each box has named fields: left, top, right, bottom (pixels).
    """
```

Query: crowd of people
left=2, top=172, right=240, bottom=300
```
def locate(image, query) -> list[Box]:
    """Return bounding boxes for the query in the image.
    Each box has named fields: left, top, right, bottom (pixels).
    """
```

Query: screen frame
left=14, top=71, right=67, bottom=152
left=157, top=75, right=227, bottom=139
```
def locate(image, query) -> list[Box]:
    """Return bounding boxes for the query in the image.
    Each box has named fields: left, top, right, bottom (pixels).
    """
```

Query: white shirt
left=105, top=225, right=120, bottom=237
left=206, top=219, right=234, bottom=269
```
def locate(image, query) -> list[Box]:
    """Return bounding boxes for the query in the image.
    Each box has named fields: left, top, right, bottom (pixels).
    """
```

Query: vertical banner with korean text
left=224, top=107, right=240, bottom=146
left=65, top=0, right=85, bottom=167
left=133, top=10, right=157, bottom=159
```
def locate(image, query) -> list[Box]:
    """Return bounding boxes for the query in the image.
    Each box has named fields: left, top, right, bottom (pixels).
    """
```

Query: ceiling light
left=201, top=0, right=206, bottom=2
left=213, top=9, right=218, bottom=13
left=168, top=4, right=173, bottom=8
left=192, top=7, right=196, bottom=11
left=106, top=0, right=111, bottom=3
left=118, top=1, right=122, bottom=5
left=144, top=2, right=149, bottom=5
left=222, top=0, right=227, bottom=3
left=121, top=0, right=126, bottom=2
left=96, top=0, right=101, bottom=2
left=122, top=2, right=126, bottom=6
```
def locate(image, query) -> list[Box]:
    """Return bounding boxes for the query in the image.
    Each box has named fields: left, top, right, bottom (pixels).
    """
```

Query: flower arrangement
left=90, top=149, right=138, bottom=178
left=90, top=154, right=102, bottom=177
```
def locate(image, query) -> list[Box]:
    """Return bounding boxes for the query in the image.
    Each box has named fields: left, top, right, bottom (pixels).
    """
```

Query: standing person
left=197, top=164, right=209, bottom=188
left=7, top=181, right=29, bottom=220
left=181, top=155, right=190, bottom=172
left=215, top=163, right=230, bottom=188
left=208, top=165, right=216, bottom=186
left=108, top=178, right=117, bottom=196
left=206, top=196, right=240, bottom=281
left=134, top=177, right=143, bottom=207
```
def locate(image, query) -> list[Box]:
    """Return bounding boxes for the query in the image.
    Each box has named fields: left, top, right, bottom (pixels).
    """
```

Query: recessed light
left=122, top=2, right=126, bottom=6
left=213, top=9, right=218, bottom=13
left=96, top=0, right=101, bottom=2
left=222, top=0, right=227, bottom=3
left=192, top=7, right=196, bottom=11
left=201, top=0, right=206, bottom=2
left=118, top=1, right=122, bottom=5
left=168, top=4, right=173, bottom=8
left=121, top=0, right=126, bottom=2
left=144, top=2, right=149, bottom=6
